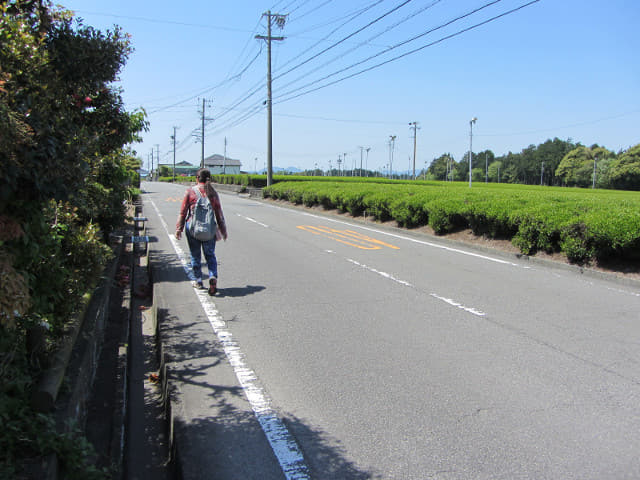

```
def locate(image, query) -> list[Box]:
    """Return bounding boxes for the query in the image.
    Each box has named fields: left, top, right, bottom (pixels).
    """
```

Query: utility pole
left=256, top=11, right=286, bottom=186
left=389, top=135, right=396, bottom=179
left=409, top=122, right=419, bottom=180
left=201, top=99, right=205, bottom=168
left=172, top=126, right=178, bottom=183
left=155, top=145, right=160, bottom=179
left=593, top=156, right=597, bottom=189
left=196, top=99, right=213, bottom=169
left=223, top=137, right=227, bottom=174
left=540, top=161, right=544, bottom=186
left=152, top=145, right=159, bottom=180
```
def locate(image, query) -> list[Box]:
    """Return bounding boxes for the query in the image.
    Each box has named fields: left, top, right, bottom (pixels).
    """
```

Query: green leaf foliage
left=0, top=2, right=144, bottom=476
left=264, top=180, right=640, bottom=264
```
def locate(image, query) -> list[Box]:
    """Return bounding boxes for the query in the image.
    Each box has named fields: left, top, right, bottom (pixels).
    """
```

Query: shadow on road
left=158, top=306, right=380, bottom=479
left=217, top=285, right=265, bottom=298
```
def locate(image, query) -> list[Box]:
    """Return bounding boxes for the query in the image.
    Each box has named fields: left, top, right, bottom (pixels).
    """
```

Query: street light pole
left=469, top=117, right=477, bottom=187
left=365, top=147, right=370, bottom=177
left=389, top=135, right=396, bottom=179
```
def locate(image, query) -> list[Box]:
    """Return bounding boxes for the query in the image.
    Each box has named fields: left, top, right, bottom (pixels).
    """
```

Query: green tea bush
left=361, top=190, right=393, bottom=222
left=263, top=180, right=640, bottom=263
left=390, top=194, right=429, bottom=228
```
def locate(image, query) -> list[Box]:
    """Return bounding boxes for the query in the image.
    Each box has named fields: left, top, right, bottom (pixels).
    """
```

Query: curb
left=23, top=220, right=131, bottom=479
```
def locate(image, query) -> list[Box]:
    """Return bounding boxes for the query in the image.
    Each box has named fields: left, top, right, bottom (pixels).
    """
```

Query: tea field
left=263, top=179, right=640, bottom=264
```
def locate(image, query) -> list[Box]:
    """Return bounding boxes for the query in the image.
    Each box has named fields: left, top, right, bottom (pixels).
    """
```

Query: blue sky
left=60, top=0, right=640, bottom=173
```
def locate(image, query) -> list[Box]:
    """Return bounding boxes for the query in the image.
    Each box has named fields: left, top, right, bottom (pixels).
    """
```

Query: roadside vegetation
left=0, top=2, right=146, bottom=478
left=263, top=179, right=640, bottom=265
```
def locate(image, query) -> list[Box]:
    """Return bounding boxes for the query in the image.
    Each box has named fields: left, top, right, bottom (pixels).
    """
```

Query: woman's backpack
left=188, top=186, right=217, bottom=241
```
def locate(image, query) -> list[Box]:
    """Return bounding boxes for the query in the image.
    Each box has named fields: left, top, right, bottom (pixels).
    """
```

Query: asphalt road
left=143, top=181, right=640, bottom=480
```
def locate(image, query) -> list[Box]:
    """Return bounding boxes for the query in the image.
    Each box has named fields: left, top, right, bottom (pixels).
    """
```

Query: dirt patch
left=265, top=198, right=640, bottom=283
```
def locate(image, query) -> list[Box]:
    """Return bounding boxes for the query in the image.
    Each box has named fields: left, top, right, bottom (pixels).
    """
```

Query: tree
left=428, top=154, right=454, bottom=181
left=555, top=145, right=615, bottom=188
left=488, top=161, right=503, bottom=182
left=1, top=3, right=147, bottom=476
left=0, top=0, right=148, bottom=327
left=535, top=138, right=576, bottom=185
left=555, top=146, right=591, bottom=186
left=472, top=167, right=484, bottom=183
left=607, top=144, right=640, bottom=190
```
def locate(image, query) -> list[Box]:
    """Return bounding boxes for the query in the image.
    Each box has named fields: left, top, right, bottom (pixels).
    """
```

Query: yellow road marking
left=165, top=197, right=183, bottom=202
left=297, top=225, right=399, bottom=250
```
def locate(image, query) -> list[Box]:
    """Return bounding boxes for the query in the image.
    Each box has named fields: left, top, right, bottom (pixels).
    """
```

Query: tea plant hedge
left=264, top=181, right=640, bottom=264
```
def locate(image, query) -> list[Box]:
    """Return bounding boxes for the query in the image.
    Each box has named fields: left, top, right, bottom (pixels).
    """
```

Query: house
left=203, top=154, right=242, bottom=175
left=158, top=161, right=199, bottom=177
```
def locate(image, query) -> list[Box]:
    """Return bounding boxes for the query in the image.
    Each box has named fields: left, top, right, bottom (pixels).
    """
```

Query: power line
left=223, top=16, right=265, bottom=87
left=203, top=1, right=517, bottom=135
left=274, top=0, right=416, bottom=81
left=146, top=45, right=263, bottom=115
left=275, top=0, right=504, bottom=101
left=274, top=1, right=387, bottom=75
left=69, top=10, right=254, bottom=33
left=275, top=0, right=540, bottom=104
left=286, top=0, right=315, bottom=17
left=170, top=0, right=542, bottom=143
left=286, top=0, right=336, bottom=25
left=180, top=1, right=401, bottom=135
left=275, top=0, right=444, bottom=94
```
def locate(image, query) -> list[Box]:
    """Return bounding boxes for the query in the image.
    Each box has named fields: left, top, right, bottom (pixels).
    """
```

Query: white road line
left=429, top=293, right=486, bottom=317
left=347, top=258, right=414, bottom=288
left=266, top=202, right=522, bottom=267
left=346, top=257, right=486, bottom=317
left=237, top=213, right=269, bottom=228
left=151, top=201, right=310, bottom=480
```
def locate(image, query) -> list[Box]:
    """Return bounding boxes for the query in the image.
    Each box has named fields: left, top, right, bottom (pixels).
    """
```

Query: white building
left=203, top=154, right=242, bottom=175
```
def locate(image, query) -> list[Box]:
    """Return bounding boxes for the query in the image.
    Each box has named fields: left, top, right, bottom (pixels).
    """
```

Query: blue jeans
left=185, top=222, right=218, bottom=282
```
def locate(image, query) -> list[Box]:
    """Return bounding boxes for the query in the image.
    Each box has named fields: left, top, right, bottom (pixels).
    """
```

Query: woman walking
left=175, top=169, right=228, bottom=295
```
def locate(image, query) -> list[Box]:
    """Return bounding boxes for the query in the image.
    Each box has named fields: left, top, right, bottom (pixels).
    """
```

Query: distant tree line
left=426, top=138, right=640, bottom=190
left=298, top=138, right=640, bottom=190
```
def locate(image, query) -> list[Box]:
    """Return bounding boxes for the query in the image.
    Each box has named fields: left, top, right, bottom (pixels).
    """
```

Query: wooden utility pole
left=195, top=99, right=212, bottom=169
left=155, top=144, right=160, bottom=180
left=172, top=126, right=177, bottom=183
left=201, top=98, right=205, bottom=168
left=256, top=11, right=285, bottom=186
left=223, top=137, right=227, bottom=174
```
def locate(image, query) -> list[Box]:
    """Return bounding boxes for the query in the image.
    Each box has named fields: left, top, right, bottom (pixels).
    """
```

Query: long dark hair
left=196, top=168, right=216, bottom=197
left=196, top=168, right=211, bottom=182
